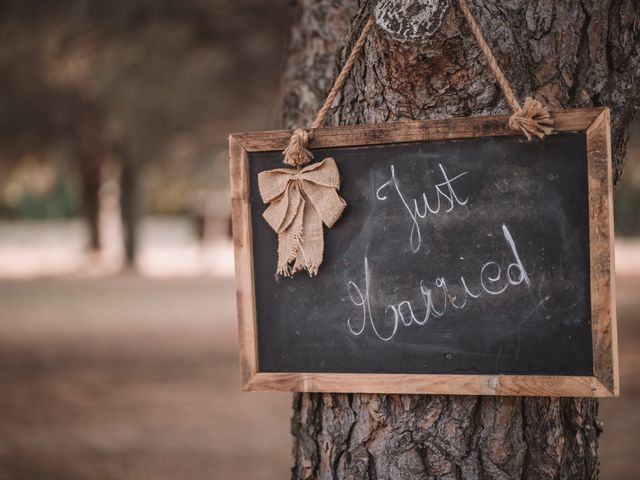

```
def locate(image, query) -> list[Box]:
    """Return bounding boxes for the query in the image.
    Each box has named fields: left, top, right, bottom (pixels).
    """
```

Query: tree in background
left=282, top=0, right=640, bottom=478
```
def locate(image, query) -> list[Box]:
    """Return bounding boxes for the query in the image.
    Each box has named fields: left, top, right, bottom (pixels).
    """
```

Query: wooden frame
left=229, top=108, right=618, bottom=397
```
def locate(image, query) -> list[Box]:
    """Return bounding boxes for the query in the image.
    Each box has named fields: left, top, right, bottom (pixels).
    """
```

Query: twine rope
left=283, top=17, right=374, bottom=167
left=456, top=0, right=554, bottom=140
left=456, top=0, right=520, bottom=113
left=311, top=17, right=375, bottom=130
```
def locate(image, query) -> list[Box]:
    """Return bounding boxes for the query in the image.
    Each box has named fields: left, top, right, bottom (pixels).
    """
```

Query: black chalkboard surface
left=230, top=109, right=617, bottom=397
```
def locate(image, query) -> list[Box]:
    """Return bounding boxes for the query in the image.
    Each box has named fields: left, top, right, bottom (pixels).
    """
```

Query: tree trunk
left=281, top=1, right=640, bottom=479
left=81, top=159, right=101, bottom=250
left=76, top=103, right=105, bottom=251
left=120, top=150, right=139, bottom=268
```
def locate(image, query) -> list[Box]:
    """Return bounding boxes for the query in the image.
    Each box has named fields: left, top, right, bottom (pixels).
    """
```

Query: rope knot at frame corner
left=283, top=128, right=313, bottom=167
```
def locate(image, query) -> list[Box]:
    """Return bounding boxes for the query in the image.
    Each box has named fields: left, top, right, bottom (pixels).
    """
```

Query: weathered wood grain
left=229, top=135, right=258, bottom=386
left=231, top=108, right=603, bottom=152
left=586, top=109, right=619, bottom=396
left=245, top=373, right=612, bottom=397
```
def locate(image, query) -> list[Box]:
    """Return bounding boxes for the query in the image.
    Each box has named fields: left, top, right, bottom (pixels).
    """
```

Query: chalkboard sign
left=229, top=108, right=618, bottom=397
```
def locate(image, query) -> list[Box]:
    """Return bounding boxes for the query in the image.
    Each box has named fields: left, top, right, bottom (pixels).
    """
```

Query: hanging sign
left=229, top=108, right=618, bottom=397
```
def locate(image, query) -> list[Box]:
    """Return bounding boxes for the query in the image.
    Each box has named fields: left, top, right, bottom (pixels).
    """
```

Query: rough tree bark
left=280, top=1, right=640, bottom=479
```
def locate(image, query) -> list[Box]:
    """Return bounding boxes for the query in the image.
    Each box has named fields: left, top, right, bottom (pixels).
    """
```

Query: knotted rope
left=282, top=128, right=313, bottom=167
left=456, top=0, right=554, bottom=140
left=283, top=17, right=375, bottom=167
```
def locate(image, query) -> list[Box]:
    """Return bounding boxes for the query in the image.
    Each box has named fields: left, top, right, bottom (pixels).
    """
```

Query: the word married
left=346, top=224, right=530, bottom=341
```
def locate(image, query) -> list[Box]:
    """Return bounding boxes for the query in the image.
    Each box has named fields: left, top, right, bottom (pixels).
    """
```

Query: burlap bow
left=258, top=157, right=346, bottom=277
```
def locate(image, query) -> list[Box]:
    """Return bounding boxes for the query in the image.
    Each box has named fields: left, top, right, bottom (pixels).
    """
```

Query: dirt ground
left=0, top=277, right=290, bottom=480
left=0, top=274, right=637, bottom=480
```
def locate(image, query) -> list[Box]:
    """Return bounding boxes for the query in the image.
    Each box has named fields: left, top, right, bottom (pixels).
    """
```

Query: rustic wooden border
left=229, top=108, right=618, bottom=397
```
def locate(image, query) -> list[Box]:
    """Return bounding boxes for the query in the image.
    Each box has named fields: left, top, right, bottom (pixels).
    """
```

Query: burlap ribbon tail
left=258, top=157, right=346, bottom=277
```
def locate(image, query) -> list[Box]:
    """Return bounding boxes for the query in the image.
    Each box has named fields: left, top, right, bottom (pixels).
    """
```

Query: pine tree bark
left=281, top=1, right=640, bottom=478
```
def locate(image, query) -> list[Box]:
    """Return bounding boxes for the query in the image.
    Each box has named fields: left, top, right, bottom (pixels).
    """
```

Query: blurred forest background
left=0, top=0, right=288, bottom=272
left=0, top=1, right=639, bottom=479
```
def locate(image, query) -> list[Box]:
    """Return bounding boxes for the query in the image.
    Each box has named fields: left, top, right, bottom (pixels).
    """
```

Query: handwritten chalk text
left=346, top=224, right=530, bottom=341
left=375, top=163, right=469, bottom=253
